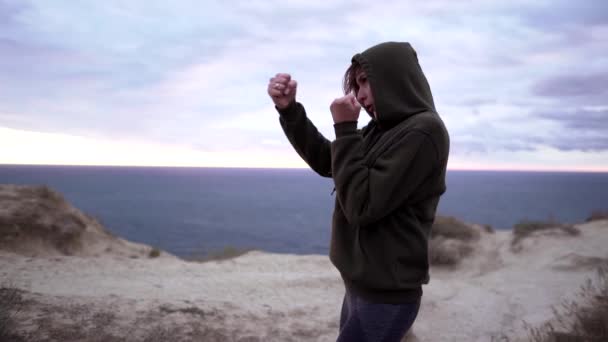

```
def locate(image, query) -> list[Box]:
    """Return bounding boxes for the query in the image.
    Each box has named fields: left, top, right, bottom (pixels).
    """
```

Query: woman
left=267, top=41, right=450, bottom=342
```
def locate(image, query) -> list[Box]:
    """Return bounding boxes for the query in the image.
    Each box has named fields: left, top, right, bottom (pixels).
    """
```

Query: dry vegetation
left=0, top=286, right=26, bottom=342
left=0, top=185, right=88, bottom=255
left=586, top=209, right=608, bottom=222
left=431, top=216, right=482, bottom=241
left=0, top=287, right=237, bottom=342
left=187, top=246, right=254, bottom=263
left=148, top=247, right=161, bottom=258
left=525, top=262, right=608, bottom=342
left=1, top=184, right=154, bottom=259
left=429, top=216, right=481, bottom=267
left=511, top=219, right=580, bottom=251
left=0, top=290, right=320, bottom=342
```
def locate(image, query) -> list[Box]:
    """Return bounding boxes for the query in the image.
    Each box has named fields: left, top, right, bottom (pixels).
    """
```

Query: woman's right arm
left=277, top=101, right=332, bottom=178
left=268, top=73, right=332, bottom=178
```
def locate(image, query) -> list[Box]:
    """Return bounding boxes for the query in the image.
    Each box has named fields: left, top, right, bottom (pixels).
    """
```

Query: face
left=355, top=69, right=377, bottom=119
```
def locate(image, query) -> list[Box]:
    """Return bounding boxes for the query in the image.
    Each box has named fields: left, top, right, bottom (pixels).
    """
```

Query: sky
left=1, top=0, right=607, bottom=171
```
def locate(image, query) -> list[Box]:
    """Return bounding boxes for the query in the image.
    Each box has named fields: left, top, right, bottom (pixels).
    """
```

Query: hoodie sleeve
left=278, top=101, right=332, bottom=178
left=331, top=121, right=438, bottom=227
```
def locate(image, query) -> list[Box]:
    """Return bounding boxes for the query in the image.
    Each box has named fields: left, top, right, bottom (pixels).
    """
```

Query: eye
left=357, top=76, right=368, bottom=86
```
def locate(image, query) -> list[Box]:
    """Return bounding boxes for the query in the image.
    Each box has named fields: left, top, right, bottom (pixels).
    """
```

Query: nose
left=356, top=90, right=366, bottom=105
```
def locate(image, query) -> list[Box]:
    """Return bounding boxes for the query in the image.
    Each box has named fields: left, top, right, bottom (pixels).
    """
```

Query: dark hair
left=342, top=61, right=362, bottom=95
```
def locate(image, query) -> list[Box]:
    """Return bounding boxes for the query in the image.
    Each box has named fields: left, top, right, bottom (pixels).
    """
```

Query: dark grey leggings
left=337, top=289, right=420, bottom=342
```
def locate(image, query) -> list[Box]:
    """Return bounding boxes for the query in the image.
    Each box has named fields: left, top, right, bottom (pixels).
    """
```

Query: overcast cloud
left=0, top=0, right=607, bottom=169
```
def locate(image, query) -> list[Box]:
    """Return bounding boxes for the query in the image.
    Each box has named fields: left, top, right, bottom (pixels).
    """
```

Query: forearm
left=278, top=101, right=332, bottom=177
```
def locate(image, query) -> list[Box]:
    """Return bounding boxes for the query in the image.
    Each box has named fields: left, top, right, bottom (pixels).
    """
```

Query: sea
left=1, top=165, right=607, bottom=258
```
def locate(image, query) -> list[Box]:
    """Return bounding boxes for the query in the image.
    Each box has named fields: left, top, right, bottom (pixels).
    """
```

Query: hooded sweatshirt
left=277, top=42, right=450, bottom=304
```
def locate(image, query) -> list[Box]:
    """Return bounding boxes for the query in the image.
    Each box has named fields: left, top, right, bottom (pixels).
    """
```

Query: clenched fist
left=268, top=73, right=298, bottom=110
left=330, top=94, right=361, bottom=124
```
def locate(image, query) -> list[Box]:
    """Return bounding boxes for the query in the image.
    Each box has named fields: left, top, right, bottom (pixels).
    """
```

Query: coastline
left=1, top=184, right=607, bottom=341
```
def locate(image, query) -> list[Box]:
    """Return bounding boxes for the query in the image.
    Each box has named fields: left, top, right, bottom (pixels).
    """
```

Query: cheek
left=361, top=84, right=372, bottom=101
left=365, top=85, right=374, bottom=103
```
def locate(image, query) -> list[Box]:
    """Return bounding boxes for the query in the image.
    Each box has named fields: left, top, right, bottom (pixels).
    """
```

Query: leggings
left=337, top=289, right=420, bottom=342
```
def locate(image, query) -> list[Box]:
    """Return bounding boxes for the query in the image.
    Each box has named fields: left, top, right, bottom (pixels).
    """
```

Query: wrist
left=276, top=100, right=298, bottom=117
left=333, top=121, right=358, bottom=137
left=333, top=117, right=358, bottom=124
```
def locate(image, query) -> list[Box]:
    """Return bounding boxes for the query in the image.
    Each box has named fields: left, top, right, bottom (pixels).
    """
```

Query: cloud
left=0, top=0, right=607, bottom=169
left=0, top=1, right=347, bottom=141
left=0, top=0, right=26, bottom=27
left=538, top=108, right=608, bottom=130
left=519, top=0, right=608, bottom=30
left=532, top=108, right=608, bottom=151
left=549, top=137, right=608, bottom=152
left=533, top=73, right=608, bottom=98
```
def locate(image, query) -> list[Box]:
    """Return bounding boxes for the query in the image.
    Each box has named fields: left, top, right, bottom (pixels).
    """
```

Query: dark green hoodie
left=277, top=42, right=450, bottom=303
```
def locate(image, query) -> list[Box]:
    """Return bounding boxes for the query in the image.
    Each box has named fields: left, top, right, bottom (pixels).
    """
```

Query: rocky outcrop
left=0, top=185, right=170, bottom=258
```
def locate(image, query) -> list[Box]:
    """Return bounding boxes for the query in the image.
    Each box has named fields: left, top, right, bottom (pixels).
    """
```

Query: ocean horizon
left=1, top=164, right=607, bottom=258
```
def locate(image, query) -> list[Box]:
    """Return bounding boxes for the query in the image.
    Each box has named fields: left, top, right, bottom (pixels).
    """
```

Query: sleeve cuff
left=334, top=121, right=358, bottom=137
left=276, top=101, right=299, bottom=119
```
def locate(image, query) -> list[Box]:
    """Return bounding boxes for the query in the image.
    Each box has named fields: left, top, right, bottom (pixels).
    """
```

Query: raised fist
left=268, top=73, right=298, bottom=110
left=330, top=94, right=361, bottom=124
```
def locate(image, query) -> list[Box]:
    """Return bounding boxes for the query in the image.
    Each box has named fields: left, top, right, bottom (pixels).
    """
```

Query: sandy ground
left=1, top=185, right=607, bottom=341
left=2, top=220, right=607, bottom=341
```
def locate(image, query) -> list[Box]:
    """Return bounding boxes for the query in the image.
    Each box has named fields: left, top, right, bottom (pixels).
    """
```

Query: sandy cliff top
left=1, top=185, right=606, bottom=341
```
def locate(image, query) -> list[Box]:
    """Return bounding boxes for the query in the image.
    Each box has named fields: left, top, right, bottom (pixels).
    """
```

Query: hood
left=352, top=42, right=436, bottom=127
